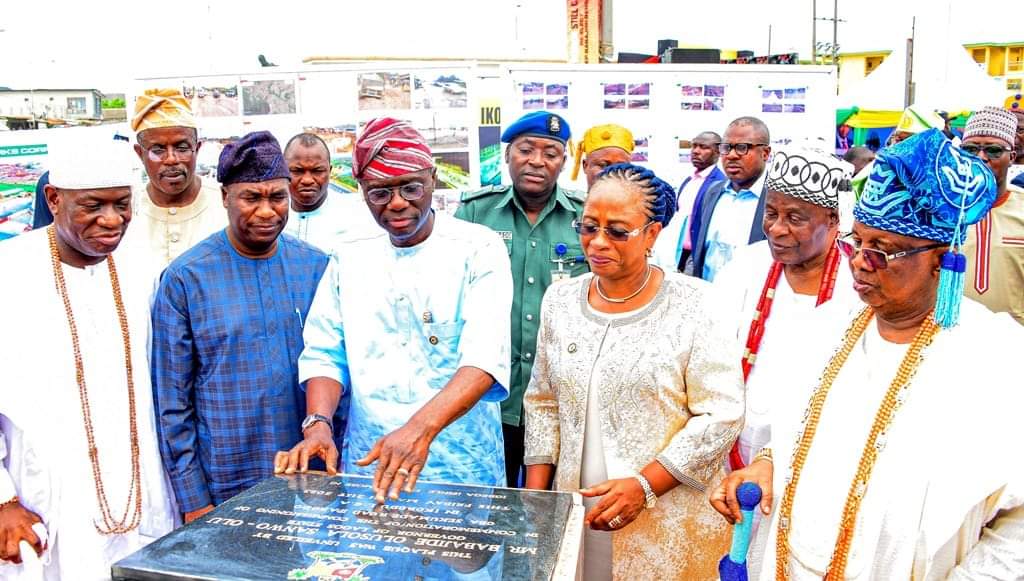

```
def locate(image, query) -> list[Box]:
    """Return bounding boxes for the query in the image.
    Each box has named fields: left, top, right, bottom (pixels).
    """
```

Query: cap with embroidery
left=963, top=106, right=1018, bottom=147
left=501, top=111, right=571, bottom=145
left=765, top=146, right=852, bottom=210
left=854, top=129, right=998, bottom=328
left=217, top=131, right=290, bottom=186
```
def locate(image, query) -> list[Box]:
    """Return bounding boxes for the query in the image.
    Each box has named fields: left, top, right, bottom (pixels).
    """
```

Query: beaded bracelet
left=0, top=495, right=19, bottom=510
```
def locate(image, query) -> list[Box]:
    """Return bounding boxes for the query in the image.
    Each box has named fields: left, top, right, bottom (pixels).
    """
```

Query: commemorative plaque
left=112, top=473, right=583, bottom=580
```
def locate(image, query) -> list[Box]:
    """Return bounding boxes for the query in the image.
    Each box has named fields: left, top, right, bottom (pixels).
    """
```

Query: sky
left=0, top=0, right=1018, bottom=92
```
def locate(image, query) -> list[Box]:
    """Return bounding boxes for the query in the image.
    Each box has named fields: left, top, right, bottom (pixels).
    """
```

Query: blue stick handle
left=729, top=482, right=762, bottom=563
left=718, top=482, right=763, bottom=581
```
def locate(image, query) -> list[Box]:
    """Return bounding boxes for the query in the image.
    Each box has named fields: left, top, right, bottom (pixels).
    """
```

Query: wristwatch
left=635, top=474, right=657, bottom=509
left=301, top=413, right=333, bottom=433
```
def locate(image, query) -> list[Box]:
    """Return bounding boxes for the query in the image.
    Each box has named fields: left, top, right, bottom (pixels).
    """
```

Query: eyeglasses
left=364, top=182, right=427, bottom=206
left=145, top=143, right=196, bottom=162
left=718, top=142, right=768, bottom=156
left=961, top=144, right=1013, bottom=160
left=573, top=219, right=652, bottom=242
left=835, top=234, right=945, bottom=270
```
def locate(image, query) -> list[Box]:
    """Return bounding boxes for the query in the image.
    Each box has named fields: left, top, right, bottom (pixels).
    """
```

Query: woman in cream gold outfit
left=523, top=163, right=744, bottom=580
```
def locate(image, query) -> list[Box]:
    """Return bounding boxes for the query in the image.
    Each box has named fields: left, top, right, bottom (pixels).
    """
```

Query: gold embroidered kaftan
left=524, top=272, right=744, bottom=580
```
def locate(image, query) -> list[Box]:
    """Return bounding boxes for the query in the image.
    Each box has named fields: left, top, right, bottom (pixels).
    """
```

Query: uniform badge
left=497, top=230, right=513, bottom=240
left=548, top=115, right=560, bottom=134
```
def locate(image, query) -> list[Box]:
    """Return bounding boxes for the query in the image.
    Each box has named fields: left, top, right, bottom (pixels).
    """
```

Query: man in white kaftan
left=0, top=138, right=175, bottom=580
left=713, top=147, right=860, bottom=468
left=755, top=300, right=1024, bottom=579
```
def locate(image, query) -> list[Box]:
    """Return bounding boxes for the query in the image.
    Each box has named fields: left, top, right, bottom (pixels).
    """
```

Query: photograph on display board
left=628, top=98, right=650, bottom=110
left=681, top=102, right=703, bottom=111
left=523, top=97, right=545, bottom=110
left=433, top=151, right=471, bottom=190
left=603, top=83, right=626, bottom=95
left=681, top=85, right=703, bottom=97
left=521, top=82, right=544, bottom=96
left=182, top=83, right=239, bottom=117
left=195, top=125, right=244, bottom=179
left=416, top=122, right=470, bottom=149
left=704, top=97, right=724, bottom=111
left=704, top=85, right=726, bottom=97
left=0, top=161, right=43, bottom=241
left=479, top=126, right=501, bottom=187
left=357, top=73, right=411, bottom=110
left=546, top=83, right=569, bottom=96
left=631, top=136, right=649, bottom=162
left=784, top=103, right=806, bottom=113
left=303, top=124, right=357, bottom=156
left=413, top=72, right=468, bottom=109
left=329, top=157, right=358, bottom=193
left=628, top=83, right=650, bottom=96
left=762, top=89, right=784, bottom=100
left=678, top=139, right=692, bottom=163
left=784, top=87, right=807, bottom=100
left=241, top=79, right=296, bottom=116
left=547, top=96, right=569, bottom=110
left=604, top=98, right=626, bottom=110
left=762, top=103, right=784, bottom=113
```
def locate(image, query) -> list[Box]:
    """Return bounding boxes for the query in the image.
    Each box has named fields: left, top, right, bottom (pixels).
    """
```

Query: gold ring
left=397, top=468, right=410, bottom=476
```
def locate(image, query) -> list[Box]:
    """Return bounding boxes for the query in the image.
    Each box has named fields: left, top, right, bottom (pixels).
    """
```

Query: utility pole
left=832, top=0, right=838, bottom=66
left=905, top=17, right=916, bottom=108
left=814, top=2, right=845, bottom=65
left=768, top=24, right=773, bottom=57
left=811, top=0, right=817, bottom=64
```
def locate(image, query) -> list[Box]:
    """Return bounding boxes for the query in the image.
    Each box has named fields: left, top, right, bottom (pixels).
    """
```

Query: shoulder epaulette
left=563, top=188, right=587, bottom=204
left=460, top=184, right=511, bottom=202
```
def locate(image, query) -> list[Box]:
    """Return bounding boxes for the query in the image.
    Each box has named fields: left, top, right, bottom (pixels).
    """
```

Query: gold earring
left=645, top=248, right=653, bottom=258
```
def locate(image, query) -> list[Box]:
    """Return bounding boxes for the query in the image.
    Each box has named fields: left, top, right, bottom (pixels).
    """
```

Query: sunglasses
left=835, top=234, right=945, bottom=270
left=573, top=219, right=652, bottom=242
left=718, top=142, right=768, bottom=156
left=364, top=182, right=426, bottom=206
left=961, top=144, right=1013, bottom=160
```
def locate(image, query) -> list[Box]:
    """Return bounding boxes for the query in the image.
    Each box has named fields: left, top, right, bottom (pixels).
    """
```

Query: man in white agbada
left=713, top=146, right=860, bottom=470
left=713, top=129, right=1024, bottom=579
left=0, top=137, right=175, bottom=579
left=283, top=132, right=374, bottom=251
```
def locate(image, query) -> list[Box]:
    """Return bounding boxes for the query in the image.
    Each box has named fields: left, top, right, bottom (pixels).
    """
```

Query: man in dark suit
left=684, top=117, right=771, bottom=281
left=653, top=131, right=726, bottom=270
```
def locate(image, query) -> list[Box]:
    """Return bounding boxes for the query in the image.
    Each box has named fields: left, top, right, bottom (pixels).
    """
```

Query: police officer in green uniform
left=455, top=111, right=588, bottom=487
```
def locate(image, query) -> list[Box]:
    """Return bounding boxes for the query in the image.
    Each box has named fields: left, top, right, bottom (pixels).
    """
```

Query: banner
left=478, top=99, right=502, bottom=187
left=566, top=0, right=601, bottom=64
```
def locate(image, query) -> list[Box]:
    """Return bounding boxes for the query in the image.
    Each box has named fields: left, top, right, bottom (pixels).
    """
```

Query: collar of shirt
left=496, top=184, right=576, bottom=217
left=136, top=176, right=216, bottom=221
left=694, top=164, right=716, bottom=179
left=724, top=168, right=767, bottom=200
left=290, top=189, right=336, bottom=220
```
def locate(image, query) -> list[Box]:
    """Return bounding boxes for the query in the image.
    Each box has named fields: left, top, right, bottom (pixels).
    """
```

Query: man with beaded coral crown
left=0, top=136, right=175, bottom=579
left=713, top=146, right=861, bottom=472
left=711, top=129, right=1024, bottom=579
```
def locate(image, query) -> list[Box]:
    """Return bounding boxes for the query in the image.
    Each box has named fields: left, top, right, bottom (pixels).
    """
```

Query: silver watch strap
left=634, top=474, right=656, bottom=506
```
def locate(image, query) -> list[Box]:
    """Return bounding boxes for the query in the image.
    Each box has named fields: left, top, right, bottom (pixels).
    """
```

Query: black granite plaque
left=112, top=474, right=580, bottom=581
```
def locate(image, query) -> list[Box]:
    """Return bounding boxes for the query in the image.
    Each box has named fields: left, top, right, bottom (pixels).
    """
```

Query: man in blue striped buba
left=150, top=131, right=336, bottom=524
